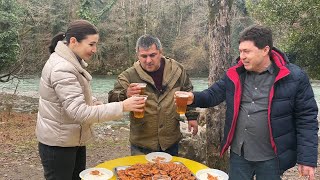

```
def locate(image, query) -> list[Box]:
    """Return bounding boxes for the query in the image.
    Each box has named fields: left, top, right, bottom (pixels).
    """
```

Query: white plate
left=79, top=167, right=113, bottom=180
left=196, top=168, right=229, bottom=180
left=145, top=152, right=173, bottom=163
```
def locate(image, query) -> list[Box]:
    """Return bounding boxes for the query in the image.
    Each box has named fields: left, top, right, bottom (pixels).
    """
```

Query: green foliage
left=78, top=0, right=98, bottom=24
left=97, top=0, right=118, bottom=20
left=0, top=0, right=20, bottom=73
left=77, top=0, right=117, bottom=25
left=50, top=0, right=68, bottom=35
left=7, top=0, right=210, bottom=76
left=247, top=0, right=320, bottom=79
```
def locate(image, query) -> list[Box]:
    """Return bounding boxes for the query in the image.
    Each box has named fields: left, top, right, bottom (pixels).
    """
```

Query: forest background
left=1, top=0, right=319, bottom=80
left=0, top=0, right=320, bottom=178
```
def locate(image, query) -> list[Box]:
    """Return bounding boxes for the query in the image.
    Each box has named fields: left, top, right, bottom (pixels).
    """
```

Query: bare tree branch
left=0, top=58, right=28, bottom=83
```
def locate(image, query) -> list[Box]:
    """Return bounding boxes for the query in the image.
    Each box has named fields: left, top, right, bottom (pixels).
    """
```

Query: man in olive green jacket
left=108, top=35, right=198, bottom=156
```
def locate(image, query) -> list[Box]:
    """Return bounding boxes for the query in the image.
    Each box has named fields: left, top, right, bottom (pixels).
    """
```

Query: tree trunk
left=206, top=0, right=233, bottom=172
left=192, top=0, right=194, bottom=21
left=122, top=0, right=132, bottom=65
left=175, top=0, right=183, bottom=36
left=144, top=0, right=148, bottom=34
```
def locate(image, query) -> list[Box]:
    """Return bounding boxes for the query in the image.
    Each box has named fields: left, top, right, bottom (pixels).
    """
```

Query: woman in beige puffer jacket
left=36, top=20, right=146, bottom=180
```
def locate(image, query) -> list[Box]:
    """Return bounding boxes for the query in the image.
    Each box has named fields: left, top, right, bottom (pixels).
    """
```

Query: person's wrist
left=122, top=101, right=127, bottom=112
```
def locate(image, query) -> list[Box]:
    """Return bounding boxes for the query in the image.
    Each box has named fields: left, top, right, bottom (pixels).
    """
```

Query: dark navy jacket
left=192, top=48, right=318, bottom=171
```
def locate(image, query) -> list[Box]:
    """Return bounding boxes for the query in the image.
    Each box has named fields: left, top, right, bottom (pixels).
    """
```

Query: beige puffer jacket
left=36, top=41, right=123, bottom=147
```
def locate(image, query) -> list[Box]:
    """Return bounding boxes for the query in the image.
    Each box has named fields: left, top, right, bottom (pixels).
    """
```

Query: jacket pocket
left=59, top=123, right=81, bottom=146
left=163, top=112, right=180, bottom=133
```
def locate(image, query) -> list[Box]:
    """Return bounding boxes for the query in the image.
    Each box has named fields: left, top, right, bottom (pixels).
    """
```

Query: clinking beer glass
left=175, top=92, right=189, bottom=115
left=133, top=94, right=148, bottom=118
left=136, top=83, right=147, bottom=95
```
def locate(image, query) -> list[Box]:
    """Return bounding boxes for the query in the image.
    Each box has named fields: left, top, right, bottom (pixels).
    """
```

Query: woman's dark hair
left=49, top=20, right=98, bottom=54
left=239, top=25, right=273, bottom=55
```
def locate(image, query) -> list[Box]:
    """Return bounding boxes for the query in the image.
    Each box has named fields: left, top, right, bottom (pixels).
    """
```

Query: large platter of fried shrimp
left=115, top=161, right=197, bottom=180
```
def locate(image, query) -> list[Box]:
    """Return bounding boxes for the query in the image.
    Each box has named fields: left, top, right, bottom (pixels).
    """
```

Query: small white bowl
left=79, top=167, right=113, bottom=180
left=196, top=168, right=229, bottom=180
left=145, top=152, right=173, bottom=163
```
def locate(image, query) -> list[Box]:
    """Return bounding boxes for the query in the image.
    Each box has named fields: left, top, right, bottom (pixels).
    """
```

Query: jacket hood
left=271, top=47, right=290, bottom=66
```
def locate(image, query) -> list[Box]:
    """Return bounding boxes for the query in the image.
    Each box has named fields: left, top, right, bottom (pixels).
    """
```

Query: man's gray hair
left=135, top=34, right=162, bottom=52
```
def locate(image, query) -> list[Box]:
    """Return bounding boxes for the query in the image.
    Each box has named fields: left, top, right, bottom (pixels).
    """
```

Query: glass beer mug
left=175, top=92, right=189, bottom=115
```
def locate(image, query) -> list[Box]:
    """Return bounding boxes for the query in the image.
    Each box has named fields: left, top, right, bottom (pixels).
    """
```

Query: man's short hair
left=136, top=34, right=162, bottom=52
left=239, top=25, right=273, bottom=52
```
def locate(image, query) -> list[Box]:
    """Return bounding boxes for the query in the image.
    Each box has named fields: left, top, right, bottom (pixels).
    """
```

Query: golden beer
left=140, top=86, right=146, bottom=95
left=133, top=111, right=145, bottom=118
left=176, top=93, right=189, bottom=114
left=133, top=94, right=148, bottom=118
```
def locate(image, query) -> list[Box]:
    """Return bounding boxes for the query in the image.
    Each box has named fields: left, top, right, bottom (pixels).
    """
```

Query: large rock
left=179, top=121, right=207, bottom=164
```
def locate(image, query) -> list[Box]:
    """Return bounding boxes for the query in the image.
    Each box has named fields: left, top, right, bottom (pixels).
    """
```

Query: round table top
left=95, top=155, right=208, bottom=180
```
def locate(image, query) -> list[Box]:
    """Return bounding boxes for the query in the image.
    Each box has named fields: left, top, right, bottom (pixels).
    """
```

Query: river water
left=1, top=75, right=320, bottom=106
left=0, top=76, right=209, bottom=98
left=1, top=75, right=319, bottom=133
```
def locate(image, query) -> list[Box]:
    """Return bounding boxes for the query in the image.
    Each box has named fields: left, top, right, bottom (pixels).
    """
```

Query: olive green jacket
left=108, top=57, right=198, bottom=150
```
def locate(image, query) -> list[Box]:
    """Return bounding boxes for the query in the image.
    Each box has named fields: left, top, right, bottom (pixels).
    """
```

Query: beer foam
left=177, top=93, right=189, bottom=98
left=137, top=83, right=147, bottom=87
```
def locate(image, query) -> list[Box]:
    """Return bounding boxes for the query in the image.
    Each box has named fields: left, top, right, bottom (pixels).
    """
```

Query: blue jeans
left=229, top=152, right=281, bottom=180
left=130, top=143, right=179, bottom=156
left=38, top=142, right=86, bottom=180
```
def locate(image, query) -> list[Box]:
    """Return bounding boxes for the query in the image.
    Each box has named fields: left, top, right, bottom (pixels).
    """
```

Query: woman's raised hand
left=122, top=96, right=146, bottom=112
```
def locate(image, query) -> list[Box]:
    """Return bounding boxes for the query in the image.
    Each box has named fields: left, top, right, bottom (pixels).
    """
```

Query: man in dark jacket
left=175, top=25, right=318, bottom=180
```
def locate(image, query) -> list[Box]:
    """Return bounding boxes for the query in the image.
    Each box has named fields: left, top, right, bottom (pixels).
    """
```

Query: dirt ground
left=0, top=95, right=319, bottom=180
left=0, top=111, right=131, bottom=180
